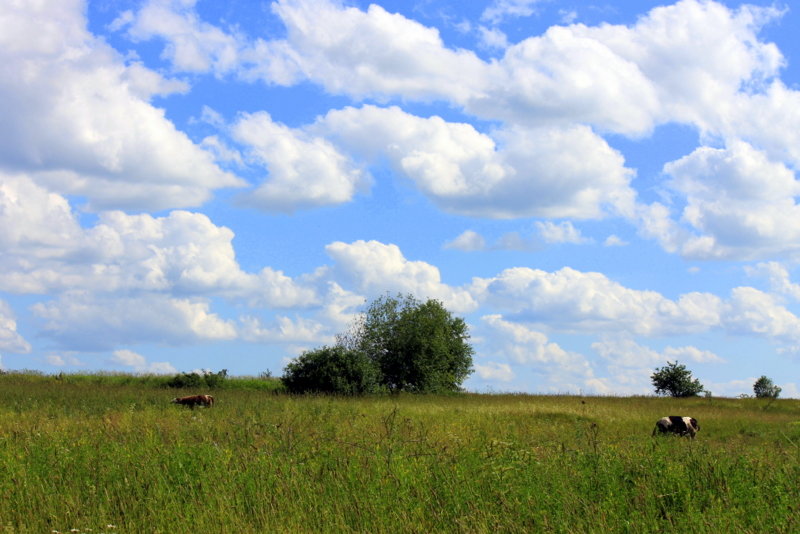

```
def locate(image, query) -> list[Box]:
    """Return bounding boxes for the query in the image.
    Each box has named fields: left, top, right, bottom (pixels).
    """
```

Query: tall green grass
left=0, top=373, right=798, bottom=532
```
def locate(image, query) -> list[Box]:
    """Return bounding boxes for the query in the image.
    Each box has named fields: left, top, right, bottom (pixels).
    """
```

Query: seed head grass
left=0, top=373, right=798, bottom=532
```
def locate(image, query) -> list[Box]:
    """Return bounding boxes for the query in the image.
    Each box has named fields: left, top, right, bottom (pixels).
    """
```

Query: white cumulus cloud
left=110, top=349, right=177, bottom=374
left=32, top=293, right=237, bottom=351
left=232, top=111, right=370, bottom=212
left=662, top=141, right=800, bottom=260
left=0, top=0, right=243, bottom=211
left=323, top=240, right=477, bottom=313
left=444, top=230, right=487, bottom=252
left=472, top=266, right=722, bottom=336
left=474, top=362, right=515, bottom=382
left=0, top=300, right=31, bottom=354
left=535, top=221, right=590, bottom=244
left=318, top=105, right=635, bottom=219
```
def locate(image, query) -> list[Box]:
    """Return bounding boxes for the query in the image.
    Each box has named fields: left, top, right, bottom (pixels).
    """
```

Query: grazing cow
left=171, top=394, right=215, bottom=409
left=652, top=416, right=699, bottom=439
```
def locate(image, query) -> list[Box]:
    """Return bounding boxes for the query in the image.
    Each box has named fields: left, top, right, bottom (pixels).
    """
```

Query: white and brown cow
left=171, top=394, right=215, bottom=409
left=652, top=416, right=699, bottom=439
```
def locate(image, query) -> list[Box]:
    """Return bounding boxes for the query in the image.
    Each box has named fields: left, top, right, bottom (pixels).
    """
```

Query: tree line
left=651, top=360, right=782, bottom=399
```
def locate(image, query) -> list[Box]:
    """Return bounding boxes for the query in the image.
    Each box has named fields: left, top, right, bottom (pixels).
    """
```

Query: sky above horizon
left=2, top=0, right=800, bottom=397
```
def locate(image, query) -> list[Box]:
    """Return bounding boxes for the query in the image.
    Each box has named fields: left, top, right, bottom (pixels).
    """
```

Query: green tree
left=166, top=369, right=228, bottom=389
left=281, top=346, right=380, bottom=394
left=753, top=375, right=781, bottom=399
left=651, top=361, right=704, bottom=398
left=341, top=294, right=474, bottom=393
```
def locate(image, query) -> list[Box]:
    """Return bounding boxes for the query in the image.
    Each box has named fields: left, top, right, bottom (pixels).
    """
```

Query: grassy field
left=0, top=373, right=799, bottom=533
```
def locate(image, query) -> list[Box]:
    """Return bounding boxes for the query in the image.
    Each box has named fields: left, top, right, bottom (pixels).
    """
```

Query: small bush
left=753, top=375, right=781, bottom=399
left=166, top=369, right=228, bottom=389
left=281, top=346, right=381, bottom=394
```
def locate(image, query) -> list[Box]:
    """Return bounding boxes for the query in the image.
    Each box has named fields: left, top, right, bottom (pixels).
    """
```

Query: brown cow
left=652, top=416, right=699, bottom=439
left=171, top=394, right=215, bottom=409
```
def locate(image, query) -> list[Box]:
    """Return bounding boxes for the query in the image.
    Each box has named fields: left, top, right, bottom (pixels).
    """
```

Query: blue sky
left=2, top=0, right=800, bottom=397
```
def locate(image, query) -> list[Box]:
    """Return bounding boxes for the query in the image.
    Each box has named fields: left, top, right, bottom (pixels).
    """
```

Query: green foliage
left=166, top=369, right=228, bottom=389
left=753, top=375, right=781, bottom=399
left=281, top=346, right=381, bottom=394
left=651, top=361, right=704, bottom=397
left=341, top=294, right=474, bottom=393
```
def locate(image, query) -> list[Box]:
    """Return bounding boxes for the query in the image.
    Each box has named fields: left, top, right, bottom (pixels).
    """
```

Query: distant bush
left=753, top=376, right=781, bottom=399
left=166, top=369, right=228, bottom=389
left=281, top=346, right=381, bottom=395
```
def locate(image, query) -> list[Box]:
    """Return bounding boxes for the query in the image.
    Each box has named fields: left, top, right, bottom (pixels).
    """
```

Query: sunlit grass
left=0, top=372, right=798, bottom=532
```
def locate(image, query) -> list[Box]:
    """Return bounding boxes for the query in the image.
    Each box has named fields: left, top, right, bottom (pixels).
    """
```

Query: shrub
left=753, top=376, right=781, bottom=399
left=281, top=346, right=381, bottom=394
left=166, top=369, right=228, bottom=389
left=651, top=361, right=704, bottom=397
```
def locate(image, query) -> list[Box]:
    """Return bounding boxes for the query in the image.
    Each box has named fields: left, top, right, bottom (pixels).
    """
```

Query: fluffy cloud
left=473, top=362, right=515, bottom=382
left=479, top=314, right=595, bottom=392
left=472, top=266, right=722, bottom=335
left=0, top=300, right=31, bottom=354
left=109, top=0, right=800, bottom=260
left=474, top=26, right=659, bottom=135
left=604, top=235, right=627, bottom=247
left=586, top=335, right=722, bottom=396
left=46, top=353, right=84, bottom=367
left=444, top=229, right=547, bottom=252
left=318, top=105, right=635, bottom=219
left=661, top=141, right=800, bottom=260
left=482, top=314, right=588, bottom=368
left=481, top=0, right=543, bottom=24
left=110, top=349, right=177, bottom=374
left=444, top=230, right=487, bottom=252
left=535, top=221, right=589, bottom=244
left=746, top=262, right=800, bottom=302
left=267, top=0, right=784, bottom=138
left=232, top=112, right=370, bottom=212
left=0, top=173, right=85, bottom=289
left=269, top=0, right=488, bottom=102
left=474, top=265, right=800, bottom=350
left=32, top=293, right=237, bottom=351
left=561, top=1, right=783, bottom=133
left=583, top=367, right=656, bottom=396
left=323, top=240, right=477, bottom=313
left=117, top=0, right=792, bottom=142
left=0, top=174, right=317, bottom=307
left=239, top=315, right=333, bottom=344
left=116, top=0, right=242, bottom=74
left=721, top=287, right=800, bottom=344
left=731, top=83, right=800, bottom=168
left=592, top=336, right=723, bottom=368
left=0, top=0, right=242, bottom=211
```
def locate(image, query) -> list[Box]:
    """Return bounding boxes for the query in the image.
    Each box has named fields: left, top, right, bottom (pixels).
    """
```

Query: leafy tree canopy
left=753, top=375, right=781, bottom=399
left=340, top=294, right=474, bottom=393
left=651, top=361, right=704, bottom=398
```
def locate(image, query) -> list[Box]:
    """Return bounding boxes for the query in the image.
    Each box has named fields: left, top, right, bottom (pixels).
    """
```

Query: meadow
left=0, top=372, right=798, bottom=533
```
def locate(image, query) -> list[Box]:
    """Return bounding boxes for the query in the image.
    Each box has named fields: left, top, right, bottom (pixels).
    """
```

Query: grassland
left=0, top=372, right=798, bottom=533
